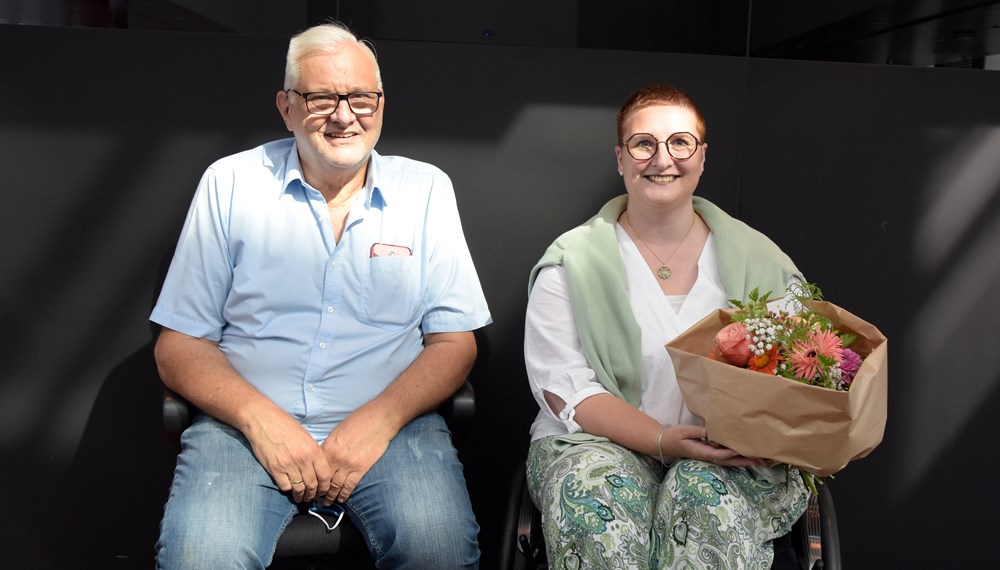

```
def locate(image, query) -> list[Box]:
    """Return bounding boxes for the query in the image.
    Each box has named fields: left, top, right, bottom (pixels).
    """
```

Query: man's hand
left=155, top=328, right=333, bottom=503
left=312, top=331, right=475, bottom=505
left=317, top=404, right=395, bottom=504
left=243, top=407, right=334, bottom=504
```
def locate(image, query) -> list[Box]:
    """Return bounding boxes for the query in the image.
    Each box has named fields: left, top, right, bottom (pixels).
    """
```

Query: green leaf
left=839, top=332, right=858, bottom=348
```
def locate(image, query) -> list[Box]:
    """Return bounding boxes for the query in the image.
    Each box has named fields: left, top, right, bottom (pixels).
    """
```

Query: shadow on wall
left=57, top=342, right=176, bottom=567
left=898, top=126, right=1000, bottom=496
left=55, top=253, right=178, bottom=567
left=736, top=57, right=1000, bottom=568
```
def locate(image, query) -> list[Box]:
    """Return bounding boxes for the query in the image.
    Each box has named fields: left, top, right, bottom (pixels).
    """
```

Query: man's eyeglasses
left=622, top=132, right=702, bottom=161
left=307, top=501, right=345, bottom=532
left=286, top=89, right=383, bottom=116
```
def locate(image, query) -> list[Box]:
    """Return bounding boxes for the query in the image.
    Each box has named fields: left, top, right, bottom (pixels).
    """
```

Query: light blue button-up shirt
left=151, top=139, right=492, bottom=441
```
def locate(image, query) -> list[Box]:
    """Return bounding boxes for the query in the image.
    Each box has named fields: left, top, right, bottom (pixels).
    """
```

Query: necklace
left=623, top=210, right=696, bottom=280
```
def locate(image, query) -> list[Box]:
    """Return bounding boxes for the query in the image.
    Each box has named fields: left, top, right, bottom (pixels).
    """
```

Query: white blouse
left=524, top=223, right=731, bottom=441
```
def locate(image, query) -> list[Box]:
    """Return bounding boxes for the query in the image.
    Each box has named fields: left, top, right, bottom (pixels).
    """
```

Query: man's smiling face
left=278, top=42, right=383, bottom=180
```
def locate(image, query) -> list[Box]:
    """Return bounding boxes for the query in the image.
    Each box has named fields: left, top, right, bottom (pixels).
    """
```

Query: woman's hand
left=568, top=394, right=764, bottom=467
left=662, top=424, right=763, bottom=467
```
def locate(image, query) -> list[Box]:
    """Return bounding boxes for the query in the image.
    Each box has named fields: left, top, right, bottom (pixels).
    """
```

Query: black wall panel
left=2, top=22, right=998, bottom=568
left=741, top=58, right=1000, bottom=567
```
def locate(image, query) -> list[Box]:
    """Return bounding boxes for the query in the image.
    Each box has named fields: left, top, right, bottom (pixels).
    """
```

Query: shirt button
left=319, top=342, right=327, bottom=349
left=330, top=261, right=337, bottom=269
left=308, top=384, right=316, bottom=392
left=327, top=306, right=334, bottom=313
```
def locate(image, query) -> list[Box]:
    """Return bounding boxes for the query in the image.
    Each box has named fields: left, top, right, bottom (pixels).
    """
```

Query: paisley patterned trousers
left=526, top=437, right=809, bottom=570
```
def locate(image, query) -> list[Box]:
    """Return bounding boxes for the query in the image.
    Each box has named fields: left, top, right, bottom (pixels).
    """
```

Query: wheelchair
left=500, top=463, right=841, bottom=570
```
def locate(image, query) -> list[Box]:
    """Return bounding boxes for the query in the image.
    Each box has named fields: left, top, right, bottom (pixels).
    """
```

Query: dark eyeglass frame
left=286, top=89, right=383, bottom=116
left=622, top=131, right=703, bottom=161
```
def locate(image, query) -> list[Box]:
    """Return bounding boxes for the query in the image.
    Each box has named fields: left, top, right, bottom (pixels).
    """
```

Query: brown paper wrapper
left=666, top=301, right=887, bottom=477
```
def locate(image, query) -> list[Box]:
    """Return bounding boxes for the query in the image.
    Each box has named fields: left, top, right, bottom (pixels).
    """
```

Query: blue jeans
left=156, top=412, right=480, bottom=569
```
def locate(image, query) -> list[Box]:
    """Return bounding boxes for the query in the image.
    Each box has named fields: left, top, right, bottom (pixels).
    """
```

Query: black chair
left=500, top=463, right=841, bottom=570
left=162, top=381, right=476, bottom=570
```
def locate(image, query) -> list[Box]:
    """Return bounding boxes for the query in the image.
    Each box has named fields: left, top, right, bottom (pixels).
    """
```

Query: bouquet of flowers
left=666, top=284, right=888, bottom=477
left=714, top=283, right=863, bottom=391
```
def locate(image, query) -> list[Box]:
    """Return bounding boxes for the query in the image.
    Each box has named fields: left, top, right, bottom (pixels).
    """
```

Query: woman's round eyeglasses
left=622, top=132, right=702, bottom=161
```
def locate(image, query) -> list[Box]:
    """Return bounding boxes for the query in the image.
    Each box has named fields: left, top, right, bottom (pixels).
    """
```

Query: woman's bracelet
left=657, top=427, right=667, bottom=465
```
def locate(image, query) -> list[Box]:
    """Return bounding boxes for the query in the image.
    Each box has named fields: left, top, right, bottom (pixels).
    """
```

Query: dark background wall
left=2, top=19, right=1000, bottom=568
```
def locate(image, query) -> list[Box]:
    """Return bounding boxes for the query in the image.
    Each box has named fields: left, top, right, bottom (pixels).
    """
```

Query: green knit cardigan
left=529, top=194, right=802, bottom=410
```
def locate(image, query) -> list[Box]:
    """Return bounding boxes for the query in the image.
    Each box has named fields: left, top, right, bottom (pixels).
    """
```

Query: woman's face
left=615, top=104, right=707, bottom=209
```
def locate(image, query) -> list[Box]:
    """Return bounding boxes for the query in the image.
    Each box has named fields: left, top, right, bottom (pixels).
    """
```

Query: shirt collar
left=278, top=141, right=387, bottom=208
left=365, top=149, right=387, bottom=208
left=278, top=140, right=306, bottom=198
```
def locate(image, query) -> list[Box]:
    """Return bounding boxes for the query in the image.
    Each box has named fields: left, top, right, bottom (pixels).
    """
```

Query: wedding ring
left=289, top=479, right=304, bottom=485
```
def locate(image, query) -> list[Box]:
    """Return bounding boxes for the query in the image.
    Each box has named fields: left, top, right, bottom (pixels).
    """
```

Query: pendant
left=657, top=265, right=672, bottom=279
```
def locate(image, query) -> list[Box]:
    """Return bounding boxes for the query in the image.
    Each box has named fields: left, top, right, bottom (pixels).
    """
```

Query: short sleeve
left=149, top=165, right=234, bottom=340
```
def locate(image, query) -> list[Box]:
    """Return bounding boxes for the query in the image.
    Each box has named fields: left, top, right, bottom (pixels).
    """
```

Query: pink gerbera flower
left=790, top=330, right=844, bottom=380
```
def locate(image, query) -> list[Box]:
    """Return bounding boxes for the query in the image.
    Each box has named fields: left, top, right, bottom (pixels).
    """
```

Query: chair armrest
left=163, top=388, right=191, bottom=434
left=438, top=380, right=475, bottom=446
left=440, top=380, right=475, bottom=428
left=163, top=387, right=196, bottom=453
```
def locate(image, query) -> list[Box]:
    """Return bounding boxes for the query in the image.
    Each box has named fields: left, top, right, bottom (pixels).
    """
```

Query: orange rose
left=715, top=322, right=752, bottom=366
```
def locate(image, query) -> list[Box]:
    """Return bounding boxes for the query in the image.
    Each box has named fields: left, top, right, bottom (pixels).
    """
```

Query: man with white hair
left=152, top=22, right=490, bottom=569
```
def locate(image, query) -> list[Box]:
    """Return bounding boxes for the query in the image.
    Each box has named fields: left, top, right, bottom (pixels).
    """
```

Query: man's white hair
left=283, top=23, right=382, bottom=90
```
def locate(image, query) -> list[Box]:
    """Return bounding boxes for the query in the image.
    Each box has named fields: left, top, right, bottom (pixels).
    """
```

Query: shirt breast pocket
left=361, top=256, right=421, bottom=326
